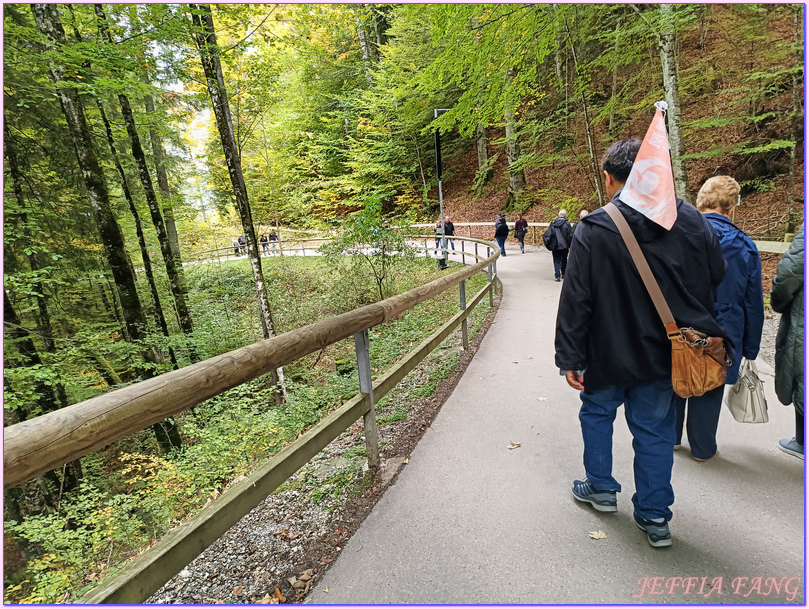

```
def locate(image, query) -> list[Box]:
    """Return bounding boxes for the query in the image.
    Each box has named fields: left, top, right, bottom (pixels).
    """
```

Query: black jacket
left=443, top=220, right=455, bottom=236
left=554, top=192, right=729, bottom=391
left=494, top=219, right=509, bottom=239
left=772, top=224, right=804, bottom=411
left=549, top=217, right=572, bottom=250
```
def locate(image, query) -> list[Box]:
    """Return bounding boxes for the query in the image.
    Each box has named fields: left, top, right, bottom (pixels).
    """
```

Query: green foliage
left=320, top=197, right=417, bottom=303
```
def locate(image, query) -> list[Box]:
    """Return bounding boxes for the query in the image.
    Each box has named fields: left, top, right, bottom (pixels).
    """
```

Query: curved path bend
left=310, top=242, right=805, bottom=605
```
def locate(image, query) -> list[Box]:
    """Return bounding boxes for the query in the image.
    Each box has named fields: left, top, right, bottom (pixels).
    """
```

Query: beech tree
left=189, top=3, right=285, bottom=401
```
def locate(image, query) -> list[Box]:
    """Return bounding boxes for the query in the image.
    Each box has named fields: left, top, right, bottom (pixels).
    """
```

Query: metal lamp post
left=434, top=108, right=451, bottom=268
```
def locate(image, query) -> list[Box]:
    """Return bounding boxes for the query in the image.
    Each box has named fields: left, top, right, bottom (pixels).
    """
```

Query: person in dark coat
left=549, top=210, right=572, bottom=281
left=514, top=213, right=529, bottom=254
left=555, top=138, right=727, bottom=548
left=673, top=176, right=764, bottom=461
left=772, top=224, right=804, bottom=460
left=443, top=215, right=456, bottom=251
left=494, top=214, right=509, bottom=257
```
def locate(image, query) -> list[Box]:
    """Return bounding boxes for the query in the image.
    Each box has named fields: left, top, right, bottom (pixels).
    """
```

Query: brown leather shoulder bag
left=604, top=203, right=729, bottom=398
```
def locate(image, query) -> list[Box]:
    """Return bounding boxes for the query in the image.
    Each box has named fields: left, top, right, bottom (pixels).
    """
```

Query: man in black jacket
left=549, top=210, right=573, bottom=281
left=554, top=138, right=727, bottom=548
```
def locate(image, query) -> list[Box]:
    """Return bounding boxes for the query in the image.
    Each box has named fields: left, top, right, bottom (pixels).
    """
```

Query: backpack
left=542, top=226, right=557, bottom=251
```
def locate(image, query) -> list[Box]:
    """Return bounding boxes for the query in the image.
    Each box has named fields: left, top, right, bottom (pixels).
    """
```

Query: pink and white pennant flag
left=619, top=101, right=678, bottom=230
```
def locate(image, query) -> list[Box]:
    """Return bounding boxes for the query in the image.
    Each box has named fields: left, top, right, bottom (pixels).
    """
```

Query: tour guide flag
left=619, top=101, right=677, bottom=230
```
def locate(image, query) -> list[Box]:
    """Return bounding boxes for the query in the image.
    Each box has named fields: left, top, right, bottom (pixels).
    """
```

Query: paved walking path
left=310, top=242, right=805, bottom=605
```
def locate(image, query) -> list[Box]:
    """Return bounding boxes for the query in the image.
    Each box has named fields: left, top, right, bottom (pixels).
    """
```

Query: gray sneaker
left=572, top=478, right=617, bottom=513
left=634, top=512, right=672, bottom=548
left=778, top=437, right=804, bottom=460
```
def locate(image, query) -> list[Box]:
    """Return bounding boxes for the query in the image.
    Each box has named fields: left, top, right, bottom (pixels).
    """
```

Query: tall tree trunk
left=190, top=3, right=285, bottom=403
left=503, top=68, right=527, bottom=202
left=356, top=19, right=374, bottom=85
left=608, top=17, right=621, bottom=139
left=476, top=123, right=489, bottom=170
left=96, top=98, right=178, bottom=369
left=31, top=3, right=146, bottom=345
left=658, top=4, right=690, bottom=203
left=4, top=119, right=70, bottom=408
left=95, top=5, right=198, bottom=364
left=143, top=73, right=189, bottom=299
left=563, top=16, right=605, bottom=206
left=786, top=5, right=803, bottom=234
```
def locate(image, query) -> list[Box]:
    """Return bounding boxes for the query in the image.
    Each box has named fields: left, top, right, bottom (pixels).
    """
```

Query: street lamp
left=434, top=108, right=451, bottom=269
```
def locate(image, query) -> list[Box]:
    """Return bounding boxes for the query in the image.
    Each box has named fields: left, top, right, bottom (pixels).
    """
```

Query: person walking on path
left=571, top=209, right=589, bottom=237
left=554, top=138, right=727, bottom=548
left=514, top=213, right=529, bottom=254
left=546, top=210, right=572, bottom=281
left=268, top=231, right=278, bottom=254
left=673, top=176, right=764, bottom=462
left=494, top=214, right=509, bottom=257
left=259, top=233, right=269, bottom=253
left=772, top=224, right=804, bottom=460
left=435, top=219, right=448, bottom=270
left=443, top=215, right=456, bottom=251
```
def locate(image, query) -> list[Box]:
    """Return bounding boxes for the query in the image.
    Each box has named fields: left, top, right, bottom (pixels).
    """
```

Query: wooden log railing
left=3, top=236, right=499, bottom=604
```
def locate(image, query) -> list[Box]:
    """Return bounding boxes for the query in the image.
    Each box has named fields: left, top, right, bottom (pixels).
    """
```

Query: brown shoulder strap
left=603, top=203, right=680, bottom=337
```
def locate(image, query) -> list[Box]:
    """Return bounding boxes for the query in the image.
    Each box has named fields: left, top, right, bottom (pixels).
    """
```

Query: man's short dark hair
left=602, top=138, right=641, bottom=183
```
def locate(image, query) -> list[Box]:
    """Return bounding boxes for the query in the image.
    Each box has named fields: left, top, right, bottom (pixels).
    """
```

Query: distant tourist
left=571, top=209, right=589, bottom=236
left=268, top=231, right=279, bottom=254
left=232, top=237, right=240, bottom=256
left=772, top=224, right=804, bottom=460
left=435, top=220, right=448, bottom=269
left=494, top=213, right=509, bottom=257
left=259, top=233, right=269, bottom=253
left=673, top=176, right=764, bottom=462
left=443, top=215, right=456, bottom=251
left=237, top=234, right=246, bottom=255
left=514, top=213, right=529, bottom=254
left=543, top=210, right=572, bottom=281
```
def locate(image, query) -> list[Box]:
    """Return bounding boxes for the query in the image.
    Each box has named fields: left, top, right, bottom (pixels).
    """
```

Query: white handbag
left=724, top=359, right=769, bottom=424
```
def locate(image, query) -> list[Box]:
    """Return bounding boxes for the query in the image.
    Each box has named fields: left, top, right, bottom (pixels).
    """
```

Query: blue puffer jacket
left=703, top=213, right=764, bottom=385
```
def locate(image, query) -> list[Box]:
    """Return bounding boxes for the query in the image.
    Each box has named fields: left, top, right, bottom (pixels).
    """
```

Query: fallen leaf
left=298, top=569, right=314, bottom=581
left=256, top=594, right=279, bottom=604
left=589, top=530, right=607, bottom=540
left=324, top=588, right=329, bottom=593
left=512, top=361, right=519, bottom=364
left=287, top=576, right=297, bottom=586
left=537, top=397, right=549, bottom=401
left=527, top=356, right=533, bottom=359
left=204, top=600, right=225, bottom=604
left=274, top=588, right=286, bottom=603
left=508, top=442, right=521, bottom=450
left=403, top=458, right=409, bottom=464
left=232, top=586, right=243, bottom=596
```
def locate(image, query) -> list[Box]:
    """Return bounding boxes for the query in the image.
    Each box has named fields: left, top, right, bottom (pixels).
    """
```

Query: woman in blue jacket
left=674, top=176, right=764, bottom=461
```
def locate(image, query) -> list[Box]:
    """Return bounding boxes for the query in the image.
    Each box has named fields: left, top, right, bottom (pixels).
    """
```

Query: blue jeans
left=579, top=380, right=676, bottom=521
left=496, top=236, right=507, bottom=255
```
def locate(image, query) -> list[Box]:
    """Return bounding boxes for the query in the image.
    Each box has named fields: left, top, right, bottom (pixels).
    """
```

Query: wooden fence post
left=459, top=280, right=469, bottom=350
left=354, top=329, right=380, bottom=469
